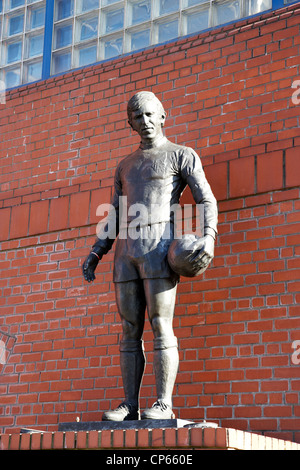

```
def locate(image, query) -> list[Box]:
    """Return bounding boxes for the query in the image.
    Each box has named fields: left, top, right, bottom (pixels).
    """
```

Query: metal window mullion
left=42, top=0, right=54, bottom=80
left=150, top=0, right=154, bottom=45
left=241, top=0, right=245, bottom=20
left=97, top=4, right=100, bottom=61
left=71, top=12, right=75, bottom=68
left=0, top=12, right=3, bottom=68
left=179, top=0, right=184, bottom=37
left=74, top=0, right=78, bottom=67
left=178, top=1, right=181, bottom=36
left=151, top=0, right=158, bottom=44
left=21, top=3, right=28, bottom=83
left=99, top=1, right=103, bottom=60
left=124, top=0, right=130, bottom=54
left=209, top=0, right=213, bottom=28
left=0, top=11, right=3, bottom=40
left=123, top=0, right=126, bottom=52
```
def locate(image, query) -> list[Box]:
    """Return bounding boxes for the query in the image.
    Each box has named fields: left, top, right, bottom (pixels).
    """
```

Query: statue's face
left=129, top=99, right=165, bottom=142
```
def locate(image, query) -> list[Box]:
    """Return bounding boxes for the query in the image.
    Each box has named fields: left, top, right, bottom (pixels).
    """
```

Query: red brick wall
left=0, top=3, right=300, bottom=442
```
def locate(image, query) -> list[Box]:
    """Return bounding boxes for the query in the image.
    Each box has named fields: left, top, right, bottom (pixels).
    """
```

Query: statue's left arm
left=180, top=149, right=218, bottom=267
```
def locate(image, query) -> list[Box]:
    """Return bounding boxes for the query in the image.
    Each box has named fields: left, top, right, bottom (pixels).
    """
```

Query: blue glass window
left=26, top=60, right=42, bottom=81
left=215, top=0, right=241, bottom=25
left=187, top=0, right=207, bottom=5
left=56, top=0, right=74, bottom=21
left=79, top=17, right=98, bottom=41
left=30, top=6, right=46, bottom=29
left=53, top=51, right=71, bottom=73
left=10, top=0, right=25, bottom=9
left=186, top=9, right=209, bottom=34
left=104, top=37, right=122, bottom=59
left=105, top=8, right=124, bottom=33
left=248, top=0, right=271, bottom=14
left=7, top=41, right=22, bottom=63
left=79, top=44, right=97, bottom=66
left=5, top=67, right=21, bottom=87
left=55, top=23, right=73, bottom=48
left=28, top=33, right=44, bottom=57
left=131, top=0, right=151, bottom=25
left=9, top=14, right=24, bottom=36
left=102, top=0, right=119, bottom=5
left=158, top=19, right=178, bottom=43
left=79, top=0, right=99, bottom=13
left=0, top=0, right=288, bottom=88
left=159, top=0, right=179, bottom=15
left=131, top=29, right=150, bottom=50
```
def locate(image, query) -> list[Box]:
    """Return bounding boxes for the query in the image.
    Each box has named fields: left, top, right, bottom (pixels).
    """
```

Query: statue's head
left=127, top=91, right=166, bottom=142
left=127, top=91, right=166, bottom=123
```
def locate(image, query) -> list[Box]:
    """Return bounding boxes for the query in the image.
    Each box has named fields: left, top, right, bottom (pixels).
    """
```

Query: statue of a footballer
left=83, top=91, right=218, bottom=421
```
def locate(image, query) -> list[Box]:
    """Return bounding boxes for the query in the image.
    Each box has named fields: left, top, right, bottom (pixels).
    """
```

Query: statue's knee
left=151, top=316, right=172, bottom=337
left=150, top=317, right=177, bottom=350
left=150, top=316, right=161, bottom=335
left=122, top=319, right=142, bottom=341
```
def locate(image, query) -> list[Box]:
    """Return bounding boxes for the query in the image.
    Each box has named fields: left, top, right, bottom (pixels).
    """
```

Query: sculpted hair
left=127, top=91, right=166, bottom=124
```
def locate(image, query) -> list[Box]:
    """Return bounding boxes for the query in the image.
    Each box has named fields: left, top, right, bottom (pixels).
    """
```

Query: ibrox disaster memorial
left=82, top=91, right=218, bottom=422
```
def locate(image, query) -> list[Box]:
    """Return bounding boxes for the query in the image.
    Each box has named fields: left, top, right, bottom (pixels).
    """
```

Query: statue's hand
left=82, top=252, right=101, bottom=283
left=196, top=235, right=215, bottom=268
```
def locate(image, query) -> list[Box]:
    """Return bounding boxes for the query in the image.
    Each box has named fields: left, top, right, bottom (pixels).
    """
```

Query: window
left=50, top=0, right=273, bottom=74
left=128, top=0, right=151, bottom=25
left=0, top=0, right=290, bottom=88
left=0, top=0, right=45, bottom=88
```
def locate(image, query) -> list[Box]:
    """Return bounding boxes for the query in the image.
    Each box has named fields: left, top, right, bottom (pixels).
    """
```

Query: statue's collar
left=139, top=136, right=167, bottom=150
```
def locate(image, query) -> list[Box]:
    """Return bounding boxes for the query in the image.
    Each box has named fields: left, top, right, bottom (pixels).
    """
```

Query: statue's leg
left=102, top=279, right=146, bottom=421
left=141, top=278, right=179, bottom=419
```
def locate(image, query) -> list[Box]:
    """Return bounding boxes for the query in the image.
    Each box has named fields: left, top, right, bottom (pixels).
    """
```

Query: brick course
left=0, top=3, right=299, bottom=443
left=0, top=426, right=299, bottom=450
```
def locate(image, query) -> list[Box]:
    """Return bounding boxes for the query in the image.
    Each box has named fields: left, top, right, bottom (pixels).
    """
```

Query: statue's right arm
left=82, top=167, right=122, bottom=282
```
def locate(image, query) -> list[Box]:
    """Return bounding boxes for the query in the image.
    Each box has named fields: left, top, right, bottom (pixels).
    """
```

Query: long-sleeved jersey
left=93, top=136, right=218, bottom=282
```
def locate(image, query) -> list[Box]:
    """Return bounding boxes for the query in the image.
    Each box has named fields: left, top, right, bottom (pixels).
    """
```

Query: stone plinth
left=58, top=419, right=193, bottom=432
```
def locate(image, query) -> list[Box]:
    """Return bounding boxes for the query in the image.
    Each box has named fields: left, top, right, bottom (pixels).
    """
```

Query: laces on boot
left=102, top=401, right=139, bottom=421
left=117, top=401, right=134, bottom=412
left=151, top=400, right=170, bottom=411
left=141, top=399, right=175, bottom=420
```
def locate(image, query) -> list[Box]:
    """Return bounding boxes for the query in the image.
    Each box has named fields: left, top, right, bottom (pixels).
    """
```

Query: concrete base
left=58, top=419, right=193, bottom=432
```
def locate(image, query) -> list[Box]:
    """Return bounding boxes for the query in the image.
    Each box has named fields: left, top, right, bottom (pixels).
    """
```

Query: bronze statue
left=83, top=91, right=218, bottom=421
